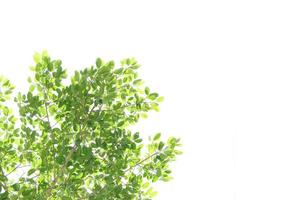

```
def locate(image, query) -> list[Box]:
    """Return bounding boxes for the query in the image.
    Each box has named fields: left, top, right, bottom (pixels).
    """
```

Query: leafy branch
left=0, top=53, right=181, bottom=199
left=5, top=164, right=31, bottom=177
left=124, top=152, right=159, bottom=173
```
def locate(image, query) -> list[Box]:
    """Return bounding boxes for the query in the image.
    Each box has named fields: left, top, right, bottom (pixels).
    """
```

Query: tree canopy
left=0, top=52, right=182, bottom=199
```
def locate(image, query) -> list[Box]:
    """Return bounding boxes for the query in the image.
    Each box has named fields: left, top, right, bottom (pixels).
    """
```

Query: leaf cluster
left=0, top=52, right=182, bottom=200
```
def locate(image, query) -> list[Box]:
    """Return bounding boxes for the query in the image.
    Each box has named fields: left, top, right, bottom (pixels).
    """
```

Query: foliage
left=0, top=51, right=182, bottom=199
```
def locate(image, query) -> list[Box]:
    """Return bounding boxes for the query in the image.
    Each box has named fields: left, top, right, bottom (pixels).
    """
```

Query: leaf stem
left=124, top=152, right=159, bottom=173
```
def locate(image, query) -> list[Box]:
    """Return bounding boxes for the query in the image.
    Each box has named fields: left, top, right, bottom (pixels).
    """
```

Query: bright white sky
left=1, top=1, right=300, bottom=199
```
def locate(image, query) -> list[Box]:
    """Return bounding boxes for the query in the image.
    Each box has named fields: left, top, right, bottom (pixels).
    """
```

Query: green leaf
left=131, top=64, right=141, bottom=69
left=151, top=103, right=160, bottom=112
left=161, top=176, right=173, bottom=182
left=74, top=71, right=80, bottom=81
left=142, top=182, right=150, bottom=189
left=22, top=189, right=32, bottom=196
left=114, top=68, right=123, bottom=75
left=0, top=192, right=8, bottom=199
left=158, top=141, right=164, bottom=150
left=133, top=79, right=143, bottom=86
left=157, top=96, right=164, bottom=103
left=153, top=133, right=161, bottom=141
left=27, top=169, right=36, bottom=176
left=174, top=150, right=183, bottom=155
left=145, top=87, right=150, bottom=95
left=149, top=93, right=159, bottom=100
left=29, top=85, right=35, bottom=92
left=27, top=77, right=32, bottom=83
left=141, top=113, right=148, bottom=119
left=33, top=52, right=41, bottom=63
left=96, top=58, right=103, bottom=68
left=12, top=183, right=20, bottom=191
left=133, top=132, right=139, bottom=140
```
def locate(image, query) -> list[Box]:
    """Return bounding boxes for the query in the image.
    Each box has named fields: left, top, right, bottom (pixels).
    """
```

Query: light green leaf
left=153, top=133, right=161, bottom=141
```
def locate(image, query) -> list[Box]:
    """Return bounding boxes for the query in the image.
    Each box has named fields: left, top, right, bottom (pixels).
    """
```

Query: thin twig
left=124, top=152, right=159, bottom=173
left=50, top=121, right=59, bottom=129
left=43, top=90, right=51, bottom=128
left=5, top=164, right=31, bottom=176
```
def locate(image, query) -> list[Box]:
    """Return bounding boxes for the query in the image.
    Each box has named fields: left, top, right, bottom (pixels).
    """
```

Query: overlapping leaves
left=0, top=52, right=181, bottom=200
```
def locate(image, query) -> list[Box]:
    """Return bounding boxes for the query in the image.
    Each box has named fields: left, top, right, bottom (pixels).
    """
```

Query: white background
left=1, top=0, right=300, bottom=199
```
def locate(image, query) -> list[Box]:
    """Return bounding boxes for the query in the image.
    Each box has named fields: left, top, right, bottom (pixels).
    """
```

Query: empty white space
left=1, top=0, right=300, bottom=199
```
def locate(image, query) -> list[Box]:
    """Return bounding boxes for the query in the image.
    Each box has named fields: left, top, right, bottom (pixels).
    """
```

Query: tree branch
left=43, top=90, right=52, bottom=128
left=124, top=152, right=159, bottom=173
left=5, top=164, right=31, bottom=176
left=45, top=100, right=103, bottom=198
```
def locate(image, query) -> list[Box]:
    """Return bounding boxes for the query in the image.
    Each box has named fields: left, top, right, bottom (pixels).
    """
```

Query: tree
left=0, top=51, right=182, bottom=199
